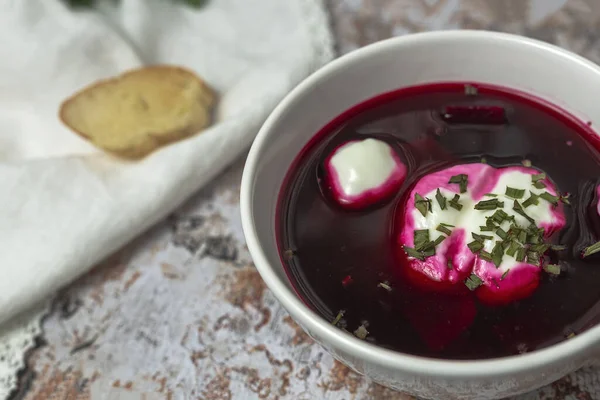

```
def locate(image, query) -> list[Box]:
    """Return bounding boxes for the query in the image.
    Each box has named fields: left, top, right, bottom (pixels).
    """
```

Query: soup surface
left=278, top=82, right=600, bottom=359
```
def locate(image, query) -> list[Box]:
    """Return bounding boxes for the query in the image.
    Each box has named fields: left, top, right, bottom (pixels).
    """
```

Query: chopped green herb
left=480, top=225, right=495, bottom=232
left=448, top=174, right=469, bottom=193
left=491, top=209, right=509, bottom=223
left=531, top=173, right=546, bottom=183
left=560, top=193, right=571, bottom=205
left=491, top=241, right=504, bottom=267
left=522, top=193, right=540, bottom=208
left=474, top=198, right=505, bottom=210
left=465, top=274, right=483, bottom=291
left=332, top=310, right=345, bottom=326
left=518, top=230, right=527, bottom=244
left=433, top=235, right=446, bottom=246
left=377, top=281, right=392, bottom=291
left=419, top=241, right=436, bottom=252
left=435, top=188, right=447, bottom=210
left=481, top=157, right=487, bottom=163
left=505, top=187, right=526, bottom=199
left=414, top=193, right=431, bottom=217
left=501, top=269, right=510, bottom=280
left=583, top=241, right=600, bottom=258
left=539, top=192, right=559, bottom=205
left=464, top=84, right=478, bottom=96
left=449, top=194, right=463, bottom=211
left=522, top=159, right=532, bottom=167
left=467, top=240, right=484, bottom=253
left=531, top=173, right=547, bottom=189
left=495, top=227, right=508, bottom=240
left=543, top=264, right=561, bottom=275
left=354, top=324, right=369, bottom=340
left=479, top=250, right=493, bottom=262
left=414, top=229, right=430, bottom=250
left=403, top=246, right=425, bottom=260
left=567, top=332, right=576, bottom=339
left=551, top=244, right=567, bottom=251
left=472, top=233, right=493, bottom=241
left=513, top=200, right=535, bottom=224
left=527, top=233, right=541, bottom=245
left=528, top=244, right=548, bottom=254
left=421, top=247, right=436, bottom=257
left=283, top=249, right=296, bottom=260
left=483, top=193, right=498, bottom=197
left=530, top=243, right=550, bottom=253
left=527, top=251, right=541, bottom=265
left=436, top=224, right=452, bottom=236
left=439, top=222, right=455, bottom=227
left=506, top=241, right=520, bottom=257
left=447, top=259, right=454, bottom=269
left=516, top=248, right=526, bottom=262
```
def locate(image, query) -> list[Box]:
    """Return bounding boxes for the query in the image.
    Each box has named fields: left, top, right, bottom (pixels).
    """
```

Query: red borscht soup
left=277, top=83, right=600, bottom=359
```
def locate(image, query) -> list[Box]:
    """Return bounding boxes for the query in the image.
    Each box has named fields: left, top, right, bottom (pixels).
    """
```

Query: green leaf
left=472, top=233, right=493, bottom=241
left=332, top=310, right=345, bottom=326
left=506, top=241, right=520, bottom=257
left=479, top=250, right=493, bottom=262
left=413, top=229, right=430, bottom=251
left=436, top=224, right=452, bottom=236
left=490, top=209, right=509, bottom=223
left=513, top=200, right=535, bottom=224
left=531, top=173, right=546, bottom=183
left=491, top=241, right=504, bottom=267
left=414, top=193, right=431, bottom=217
left=449, top=194, right=463, bottom=211
left=540, top=192, right=559, bottom=205
left=505, top=187, right=526, bottom=199
left=543, top=264, right=561, bottom=275
left=560, top=193, right=571, bottom=205
left=527, top=251, right=541, bottom=265
left=583, top=241, right=600, bottom=258
left=495, top=227, right=508, bottom=240
left=474, top=198, right=504, bottom=210
left=465, top=274, right=483, bottom=291
left=433, top=235, right=446, bottom=246
left=435, top=188, right=447, bottom=210
left=448, top=174, right=469, bottom=193
left=467, top=240, right=484, bottom=253
left=403, top=246, right=425, bottom=260
left=522, top=192, right=540, bottom=208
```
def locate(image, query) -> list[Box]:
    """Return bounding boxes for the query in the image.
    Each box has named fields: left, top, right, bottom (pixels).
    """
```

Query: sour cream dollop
left=398, top=163, right=566, bottom=305
left=324, top=138, right=407, bottom=209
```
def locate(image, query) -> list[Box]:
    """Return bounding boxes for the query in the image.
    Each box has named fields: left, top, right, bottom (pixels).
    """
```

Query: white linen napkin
left=0, top=0, right=333, bottom=335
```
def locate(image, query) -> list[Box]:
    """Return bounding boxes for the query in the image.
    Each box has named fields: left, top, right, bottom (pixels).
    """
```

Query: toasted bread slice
left=60, top=66, right=214, bottom=159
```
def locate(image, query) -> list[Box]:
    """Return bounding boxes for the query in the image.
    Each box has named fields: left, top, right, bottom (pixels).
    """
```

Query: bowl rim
left=240, top=30, right=600, bottom=378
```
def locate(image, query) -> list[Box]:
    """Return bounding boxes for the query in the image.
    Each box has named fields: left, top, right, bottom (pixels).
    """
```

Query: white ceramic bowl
left=240, top=31, right=600, bottom=400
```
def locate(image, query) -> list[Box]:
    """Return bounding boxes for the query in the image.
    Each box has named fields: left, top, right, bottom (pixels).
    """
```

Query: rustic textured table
left=13, top=1, right=600, bottom=399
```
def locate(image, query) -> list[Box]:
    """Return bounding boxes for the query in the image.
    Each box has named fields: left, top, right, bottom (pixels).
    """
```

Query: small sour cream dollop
left=398, top=163, right=566, bottom=305
left=324, top=138, right=406, bottom=209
